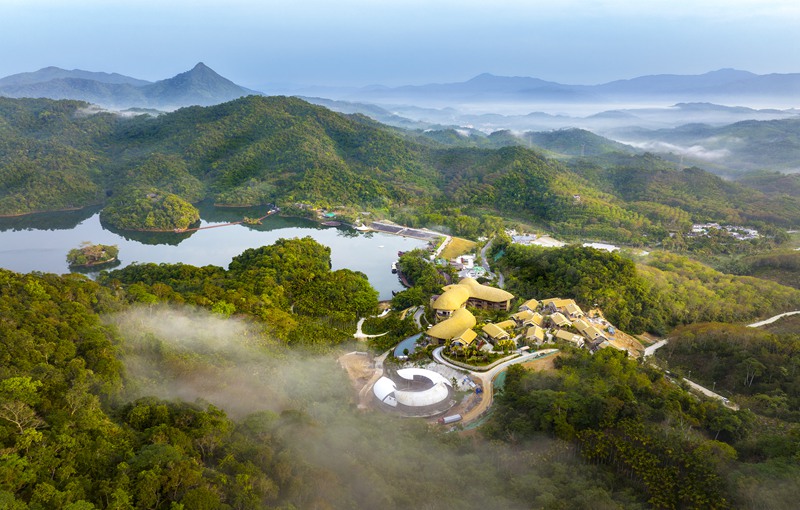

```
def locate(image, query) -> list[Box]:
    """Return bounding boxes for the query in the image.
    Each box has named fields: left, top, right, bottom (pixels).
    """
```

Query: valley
left=2, top=64, right=800, bottom=509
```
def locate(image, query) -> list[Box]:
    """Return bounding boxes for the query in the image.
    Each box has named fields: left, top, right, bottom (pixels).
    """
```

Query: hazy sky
left=1, top=0, right=798, bottom=89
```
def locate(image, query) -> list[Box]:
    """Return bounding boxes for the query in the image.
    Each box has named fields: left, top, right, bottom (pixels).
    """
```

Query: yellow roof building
left=495, top=319, right=516, bottom=330
left=432, top=278, right=515, bottom=313
left=512, top=309, right=535, bottom=323
left=526, top=325, right=546, bottom=343
left=427, top=308, right=477, bottom=340
left=431, top=285, right=471, bottom=311
left=452, top=328, right=478, bottom=348
left=482, top=323, right=511, bottom=341
left=550, top=312, right=572, bottom=327
left=565, top=302, right=585, bottom=318
left=518, top=298, right=540, bottom=312
left=573, top=318, right=591, bottom=333
left=555, top=330, right=585, bottom=347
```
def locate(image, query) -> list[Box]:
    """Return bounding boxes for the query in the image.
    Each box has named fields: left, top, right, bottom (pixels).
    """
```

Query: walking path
left=174, top=209, right=278, bottom=233
left=747, top=310, right=800, bottom=328
left=353, top=317, right=389, bottom=340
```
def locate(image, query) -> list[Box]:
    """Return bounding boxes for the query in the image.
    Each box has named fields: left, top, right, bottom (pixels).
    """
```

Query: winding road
left=479, top=237, right=505, bottom=288
left=747, top=310, right=800, bottom=328
left=432, top=347, right=559, bottom=424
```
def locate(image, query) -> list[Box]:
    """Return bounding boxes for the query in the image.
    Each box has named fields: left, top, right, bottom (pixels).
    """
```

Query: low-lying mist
left=108, top=305, right=638, bottom=509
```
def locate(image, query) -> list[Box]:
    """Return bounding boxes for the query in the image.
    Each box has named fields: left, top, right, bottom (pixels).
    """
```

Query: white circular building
left=373, top=368, right=455, bottom=417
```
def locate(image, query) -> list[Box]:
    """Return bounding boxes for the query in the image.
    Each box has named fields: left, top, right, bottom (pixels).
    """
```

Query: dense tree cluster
left=485, top=349, right=750, bottom=509
left=494, top=242, right=800, bottom=334
left=100, top=188, right=200, bottom=231
left=67, top=242, right=119, bottom=267
left=105, top=237, right=378, bottom=347
left=390, top=249, right=449, bottom=309
left=662, top=322, right=800, bottom=423
left=494, top=243, right=667, bottom=333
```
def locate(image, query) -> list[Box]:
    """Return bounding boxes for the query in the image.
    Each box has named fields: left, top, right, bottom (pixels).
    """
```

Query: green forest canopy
left=1, top=96, right=798, bottom=245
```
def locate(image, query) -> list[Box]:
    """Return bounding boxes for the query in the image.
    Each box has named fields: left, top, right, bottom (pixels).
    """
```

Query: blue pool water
left=394, top=333, right=422, bottom=358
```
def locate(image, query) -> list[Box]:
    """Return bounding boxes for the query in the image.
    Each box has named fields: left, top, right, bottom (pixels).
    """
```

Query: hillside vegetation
left=493, top=242, right=800, bottom=334
left=1, top=96, right=798, bottom=246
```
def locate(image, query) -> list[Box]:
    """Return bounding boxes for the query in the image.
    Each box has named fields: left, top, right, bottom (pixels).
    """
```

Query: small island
left=100, top=188, right=201, bottom=232
left=67, top=242, right=119, bottom=268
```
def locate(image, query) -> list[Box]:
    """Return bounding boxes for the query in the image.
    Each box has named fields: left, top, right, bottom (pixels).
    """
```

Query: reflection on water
left=0, top=205, right=101, bottom=232
left=99, top=217, right=198, bottom=246
left=69, top=259, right=123, bottom=274
left=0, top=204, right=426, bottom=300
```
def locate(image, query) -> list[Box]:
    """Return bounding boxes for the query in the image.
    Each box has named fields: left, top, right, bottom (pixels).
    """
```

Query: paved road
left=479, top=238, right=493, bottom=266
left=675, top=376, right=739, bottom=410
left=747, top=311, right=800, bottom=328
left=412, top=306, right=428, bottom=329
left=432, top=347, right=559, bottom=424
left=643, top=339, right=668, bottom=357
left=353, top=317, right=389, bottom=339
left=479, top=237, right=505, bottom=288
left=433, top=235, right=453, bottom=258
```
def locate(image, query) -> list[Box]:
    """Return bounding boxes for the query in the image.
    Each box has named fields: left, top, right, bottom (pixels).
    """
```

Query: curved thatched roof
left=459, top=278, right=514, bottom=303
left=427, top=308, right=477, bottom=340
left=432, top=278, right=514, bottom=312
left=431, top=285, right=471, bottom=311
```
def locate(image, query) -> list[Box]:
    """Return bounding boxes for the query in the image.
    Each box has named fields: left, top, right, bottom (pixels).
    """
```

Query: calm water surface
left=0, top=205, right=427, bottom=300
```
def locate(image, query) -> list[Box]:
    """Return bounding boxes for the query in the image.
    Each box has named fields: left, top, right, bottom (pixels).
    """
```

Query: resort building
left=583, top=325, right=608, bottom=342
left=451, top=329, right=478, bottom=350
left=542, top=297, right=584, bottom=318
left=555, top=330, right=585, bottom=348
left=572, top=318, right=591, bottom=334
left=526, top=325, right=546, bottom=344
left=426, top=308, right=477, bottom=344
left=495, top=319, right=516, bottom=330
left=518, top=298, right=540, bottom=312
left=482, top=323, right=511, bottom=342
left=512, top=309, right=534, bottom=324
left=549, top=312, right=572, bottom=328
left=431, top=277, right=514, bottom=320
left=373, top=368, right=455, bottom=416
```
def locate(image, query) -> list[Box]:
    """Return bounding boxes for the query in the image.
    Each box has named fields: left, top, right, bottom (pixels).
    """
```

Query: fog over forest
left=111, top=306, right=639, bottom=509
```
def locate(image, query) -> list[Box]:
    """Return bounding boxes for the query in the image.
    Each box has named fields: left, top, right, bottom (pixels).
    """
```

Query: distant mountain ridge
left=0, top=62, right=258, bottom=109
left=309, top=68, right=800, bottom=106
left=0, top=66, right=151, bottom=88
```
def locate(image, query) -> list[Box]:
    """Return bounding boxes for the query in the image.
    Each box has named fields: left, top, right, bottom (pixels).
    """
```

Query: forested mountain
left=617, top=117, right=800, bottom=173
left=1, top=95, right=798, bottom=244
left=0, top=63, right=254, bottom=109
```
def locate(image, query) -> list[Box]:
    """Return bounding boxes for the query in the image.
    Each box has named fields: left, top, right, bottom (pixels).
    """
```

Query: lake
left=0, top=204, right=429, bottom=300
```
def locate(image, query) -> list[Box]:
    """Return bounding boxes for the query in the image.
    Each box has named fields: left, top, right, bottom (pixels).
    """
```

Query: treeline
left=104, top=237, right=378, bottom=347
left=569, top=153, right=800, bottom=229
left=725, top=250, right=800, bottom=289
left=493, top=242, right=800, bottom=334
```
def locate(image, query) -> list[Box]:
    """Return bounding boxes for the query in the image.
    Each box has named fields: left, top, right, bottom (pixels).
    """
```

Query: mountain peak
left=141, top=62, right=254, bottom=107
